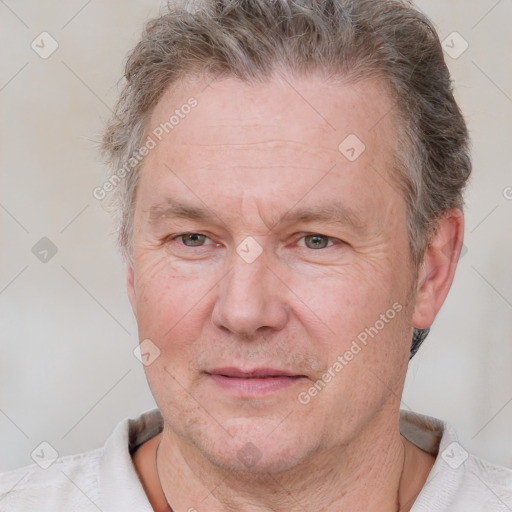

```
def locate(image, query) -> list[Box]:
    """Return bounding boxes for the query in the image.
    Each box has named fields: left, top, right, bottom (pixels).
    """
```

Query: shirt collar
left=99, top=407, right=162, bottom=511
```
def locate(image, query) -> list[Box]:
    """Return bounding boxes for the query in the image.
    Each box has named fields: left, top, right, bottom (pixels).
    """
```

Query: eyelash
left=166, top=232, right=341, bottom=250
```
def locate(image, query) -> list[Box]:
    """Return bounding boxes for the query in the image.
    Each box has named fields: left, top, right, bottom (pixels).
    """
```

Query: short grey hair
left=101, top=0, right=471, bottom=354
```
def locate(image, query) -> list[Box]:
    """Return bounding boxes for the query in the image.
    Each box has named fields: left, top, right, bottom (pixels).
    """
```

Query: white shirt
left=1, top=408, right=511, bottom=511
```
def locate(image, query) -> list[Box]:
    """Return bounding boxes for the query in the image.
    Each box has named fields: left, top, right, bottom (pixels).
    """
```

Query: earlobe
left=412, top=208, right=464, bottom=330
left=126, top=264, right=137, bottom=316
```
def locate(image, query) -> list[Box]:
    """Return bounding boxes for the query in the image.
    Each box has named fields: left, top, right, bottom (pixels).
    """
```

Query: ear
left=412, top=208, right=464, bottom=329
left=126, top=264, right=137, bottom=316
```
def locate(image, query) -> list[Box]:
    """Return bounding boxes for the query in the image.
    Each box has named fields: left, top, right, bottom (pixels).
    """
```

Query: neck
left=151, top=411, right=432, bottom=512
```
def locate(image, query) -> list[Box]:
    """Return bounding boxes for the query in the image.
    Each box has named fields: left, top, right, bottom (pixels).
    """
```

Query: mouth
left=205, top=367, right=307, bottom=396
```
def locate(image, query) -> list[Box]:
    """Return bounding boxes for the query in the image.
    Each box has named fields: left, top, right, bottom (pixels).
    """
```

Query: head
left=101, top=0, right=470, bottom=475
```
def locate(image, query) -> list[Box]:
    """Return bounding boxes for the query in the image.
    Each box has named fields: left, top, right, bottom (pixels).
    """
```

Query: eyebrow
left=147, top=199, right=367, bottom=232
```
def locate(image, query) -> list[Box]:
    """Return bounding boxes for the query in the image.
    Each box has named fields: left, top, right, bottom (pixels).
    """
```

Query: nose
left=211, top=245, right=289, bottom=338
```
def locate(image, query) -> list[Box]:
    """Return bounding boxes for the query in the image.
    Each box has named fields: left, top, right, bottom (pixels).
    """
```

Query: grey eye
left=304, top=235, right=330, bottom=249
left=180, top=233, right=207, bottom=246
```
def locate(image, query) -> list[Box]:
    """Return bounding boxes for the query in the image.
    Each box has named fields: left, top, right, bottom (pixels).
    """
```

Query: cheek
left=293, top=271, right=411, bottom=433
left=133, top=254, right=209, bottom=357
left=134, top=258, right=210, bottom=413
left=288, top=261, right=412, bottom=397
left=286, top=262, right=399, bottom=342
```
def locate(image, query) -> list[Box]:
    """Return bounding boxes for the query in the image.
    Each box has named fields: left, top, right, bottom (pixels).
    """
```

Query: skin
left=127, top=72, right=464, bottom=511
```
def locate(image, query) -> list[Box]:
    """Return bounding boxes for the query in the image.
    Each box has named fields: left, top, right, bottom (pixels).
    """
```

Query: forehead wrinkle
left=179, top=139, right=341, bottom=159
left=145, top=196, right=369, bottom=236
left=147, top=201, right=220, bottom=225
left=270, top=202, right=369, bottom=234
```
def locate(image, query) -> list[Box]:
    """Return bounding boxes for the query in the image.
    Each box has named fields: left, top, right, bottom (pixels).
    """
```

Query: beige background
left=0, top=0, right=511, bottom=472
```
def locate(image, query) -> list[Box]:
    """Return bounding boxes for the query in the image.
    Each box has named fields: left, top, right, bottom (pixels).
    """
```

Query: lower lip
left=208, top=374, right=303, bottom=396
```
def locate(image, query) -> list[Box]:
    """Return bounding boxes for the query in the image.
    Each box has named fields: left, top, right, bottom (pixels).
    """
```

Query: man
left=1, top=0, right=511, bottom=510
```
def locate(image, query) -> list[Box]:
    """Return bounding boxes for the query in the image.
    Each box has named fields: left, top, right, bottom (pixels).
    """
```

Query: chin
left=197, top=417, right=317, bottom=475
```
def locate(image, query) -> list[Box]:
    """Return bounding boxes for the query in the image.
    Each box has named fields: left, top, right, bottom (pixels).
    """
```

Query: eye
left=299, top=234, right=338, bottom=250
left=173, top=233, right=211, bottom=247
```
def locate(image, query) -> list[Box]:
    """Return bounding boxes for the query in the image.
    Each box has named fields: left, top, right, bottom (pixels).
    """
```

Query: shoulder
left=0, top=408, right=162, bottom=511
left=462, top=452, right=512, bottom=508
left=416, top=451, right=512, bottom=511
left=401, top=410, right=512, bottom=511
left=0, top=448, right=103, bottom=512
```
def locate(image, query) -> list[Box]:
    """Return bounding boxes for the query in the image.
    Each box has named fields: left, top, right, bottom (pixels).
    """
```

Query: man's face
left=128, top=73, right=417, bottom=473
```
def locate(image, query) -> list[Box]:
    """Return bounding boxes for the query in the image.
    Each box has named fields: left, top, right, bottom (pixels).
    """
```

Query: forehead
left=147, top=72, right=396, bottom=155
left=138, top=72, right=402, bottom=226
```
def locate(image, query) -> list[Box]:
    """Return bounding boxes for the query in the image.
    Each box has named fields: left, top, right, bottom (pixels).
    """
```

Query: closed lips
left=208, top=368, right=304, bottom=378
